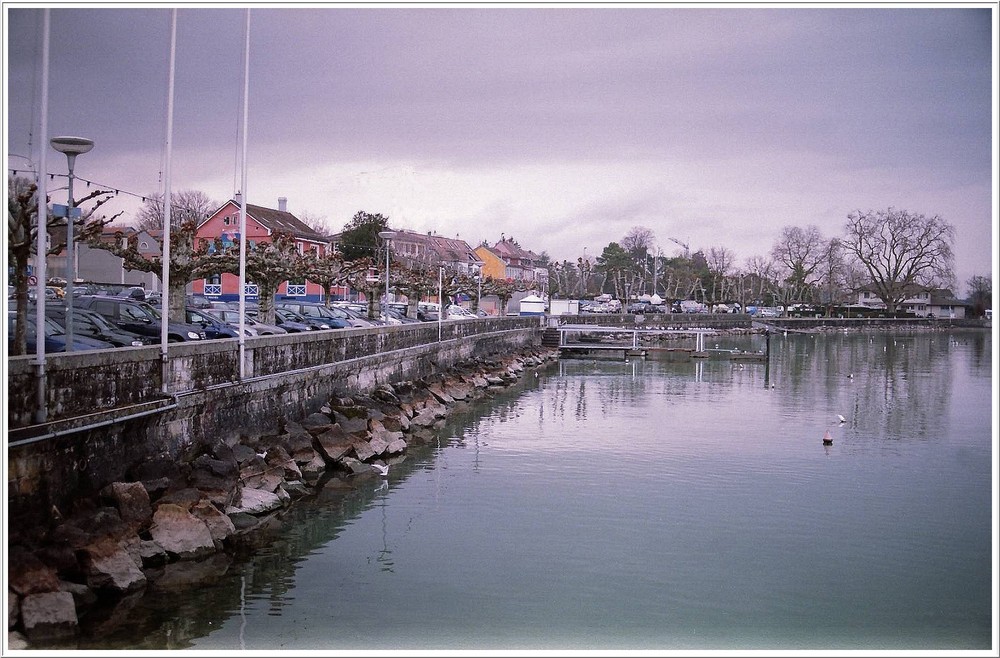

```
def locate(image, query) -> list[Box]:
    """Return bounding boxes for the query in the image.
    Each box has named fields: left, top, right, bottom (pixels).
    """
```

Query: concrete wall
left=7, top=317, right=541, bottom=520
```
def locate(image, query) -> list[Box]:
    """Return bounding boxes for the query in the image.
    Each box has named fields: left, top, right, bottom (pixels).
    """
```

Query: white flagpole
left=238, top=8, right=250, bottom=379
left=34, top=9, right=51, bottom=424
left=160, top=8, right=177, bottom=394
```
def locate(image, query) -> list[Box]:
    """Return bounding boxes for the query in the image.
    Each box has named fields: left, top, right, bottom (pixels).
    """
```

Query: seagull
left=837, top=414, right=846, bottom=424
left=823, top=429, right=834, bottom=445
left=373, top=463, right=389, bottom=477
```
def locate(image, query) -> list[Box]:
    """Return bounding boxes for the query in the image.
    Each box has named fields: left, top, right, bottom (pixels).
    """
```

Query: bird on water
left=823, top=429, right=834, bottom=445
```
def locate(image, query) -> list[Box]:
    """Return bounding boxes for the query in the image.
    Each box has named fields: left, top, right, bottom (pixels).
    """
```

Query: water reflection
left=60, top=330, right=991, bottom=650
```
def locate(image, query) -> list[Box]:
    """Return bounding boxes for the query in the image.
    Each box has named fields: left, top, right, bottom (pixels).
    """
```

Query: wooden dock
left=551, top=324, right=767, bottom=363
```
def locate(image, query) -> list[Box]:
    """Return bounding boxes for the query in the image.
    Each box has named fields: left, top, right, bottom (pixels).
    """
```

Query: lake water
left=68, top=330, right=994, bottom=651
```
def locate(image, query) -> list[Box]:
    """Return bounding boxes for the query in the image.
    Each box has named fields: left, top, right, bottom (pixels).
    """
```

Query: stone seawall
left=7, top=318, right=541, bottom=523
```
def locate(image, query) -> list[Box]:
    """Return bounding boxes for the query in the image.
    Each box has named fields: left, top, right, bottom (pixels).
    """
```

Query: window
left=122, top=304, right=149, bottom=322
left=286, top=283, right=306, bottom=297
left=224, top=217, right=230, bottom=225
left=139, top=241, right=149, bottom=250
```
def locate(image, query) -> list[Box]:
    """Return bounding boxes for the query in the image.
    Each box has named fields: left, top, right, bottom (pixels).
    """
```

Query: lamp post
left=438, top=265, right=444, bottom=341
left=378, top=231, right=395, bottom=322
left=50, top=136, right=94, bottom=352
left=476, top=265, right=483, bottom=316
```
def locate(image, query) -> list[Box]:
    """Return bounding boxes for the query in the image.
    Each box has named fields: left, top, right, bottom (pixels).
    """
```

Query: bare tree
left=621, top=226, right=655, bottom=295
left=965, top=275, right=992, bottom=318
left=842, top=207, right=955, bottom=313
left=744, top=254, right=779, bottom=307
left=705, top=246, right=736, bottom=308
left=132, top=190, right=218, bottom=232
left=7, top=176, right=119, bottom=354
left=770, top=225, right=826, bottom=305
left=298, top=210, right=331, bottom=237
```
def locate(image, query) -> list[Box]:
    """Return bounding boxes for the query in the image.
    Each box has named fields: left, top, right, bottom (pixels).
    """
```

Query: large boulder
left=7, top=550, right=60, bottom=596
left=188, top=454, right=239, bottom=507
left=19, top=591, right=77, bottom=642
left=281, top=425, right=317, bottom=464
left=191, top=500, right=236, bottom=545
left=156, top=488, right=203, bottom=511
left=265, top=446, right=302, bottom=480
left=427, top=383, right=454, bottom=405
left=331, top=411, right=368, bottom=435
left=149, top=504, right=216, bottom=561
left=367, top=434, right=389, bottom=458
left=351, top=440, right=376, bottom=462
left=385, top=438, right=408, bottom=456
left=79, top=538, right=147, bottom=593
left=300, top=412, right=333, bottom=435
left=99, top=481, right=152, bottom=528
left=226, top=488, right=283, bottom=516
left=444, top=380, right=473, bottom=401
left=300, top=453, right=328, bottom=483
left=314, top=425, right=354, bottom=464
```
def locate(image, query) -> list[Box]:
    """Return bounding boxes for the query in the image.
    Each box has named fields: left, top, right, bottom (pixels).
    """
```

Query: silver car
left=206, top=309, right=287, bottom=335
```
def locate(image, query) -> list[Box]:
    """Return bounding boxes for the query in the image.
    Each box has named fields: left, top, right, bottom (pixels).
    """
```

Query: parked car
left=186, top=294, right=213, bottom=309
left=7, top=311, right=115, bottom=352
left=274, top=307, right=336, bottom=331
left=331, top=302, right=382, bottom=327
left=445, top=304, right=477, bottom=320
left=277, top=300, right=372, bottom=328
left=185, top=307, right=244, bottom=339
left=41, top=303, right=151, bottom=347
left=384, top=307, right=421, bottom=324
left=116, top=286, right=147, bottom=301
left=416, top=303, right=439, bottom=322
left=206, top=309, right=287, bottom=336
left=75, top=296, right=206, bottom=342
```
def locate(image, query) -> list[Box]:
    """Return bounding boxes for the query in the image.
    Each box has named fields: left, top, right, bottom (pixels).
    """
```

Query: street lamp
left=378, top=230, right=395, bottom=322
left=474, top=264, right=483, bottom=316
left=50, top=136, right=94, bottom=352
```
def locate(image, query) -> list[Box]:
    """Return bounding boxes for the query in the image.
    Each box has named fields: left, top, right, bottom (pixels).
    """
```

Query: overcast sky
left=5, top=5, right=995, bottom=293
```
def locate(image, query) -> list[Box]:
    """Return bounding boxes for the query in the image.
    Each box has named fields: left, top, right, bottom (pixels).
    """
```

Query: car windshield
left=80, top=310, right=118, bottom=332
left=208, top=309, right=254, bottom=325
left=139, top=302, right=162, bottom=319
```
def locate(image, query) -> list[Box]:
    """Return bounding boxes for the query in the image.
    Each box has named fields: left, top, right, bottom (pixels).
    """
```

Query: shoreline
left=8, top=346, right=560, bottom=649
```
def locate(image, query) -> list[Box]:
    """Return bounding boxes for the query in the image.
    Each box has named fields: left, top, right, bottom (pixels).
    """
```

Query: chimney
left=234, top=192, right=242, bottom=206
left=278, top=197, right=287, bottom=212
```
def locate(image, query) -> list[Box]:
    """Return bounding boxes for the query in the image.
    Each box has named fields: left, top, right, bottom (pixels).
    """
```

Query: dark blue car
left=7, top=311, right=115, bottom=352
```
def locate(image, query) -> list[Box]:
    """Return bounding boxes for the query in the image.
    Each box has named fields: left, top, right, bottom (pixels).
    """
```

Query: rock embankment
left=7, top=348, right=557, bottom=649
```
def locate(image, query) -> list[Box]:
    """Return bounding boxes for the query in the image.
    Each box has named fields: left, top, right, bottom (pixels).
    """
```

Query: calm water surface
left=74, top=331, right=994, bottom=651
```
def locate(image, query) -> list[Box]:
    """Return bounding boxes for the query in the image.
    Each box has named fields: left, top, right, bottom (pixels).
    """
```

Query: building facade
left=192, top=197, right=329, bottom=302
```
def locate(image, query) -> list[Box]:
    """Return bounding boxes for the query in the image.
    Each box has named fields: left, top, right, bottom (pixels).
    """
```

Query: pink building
left=192, top=196, right=330, bottom=302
